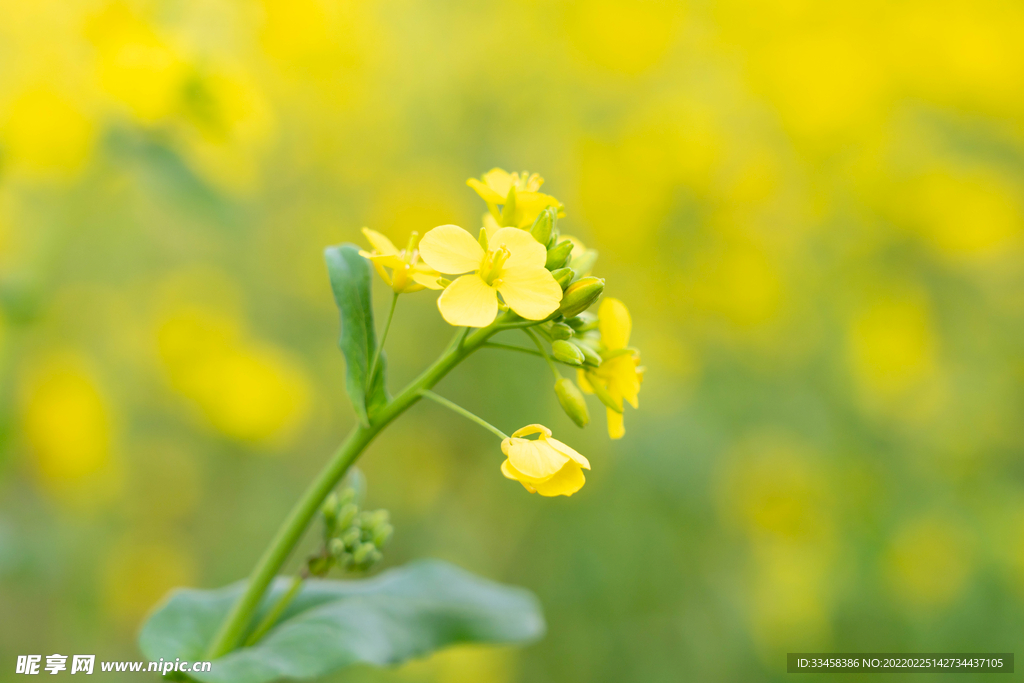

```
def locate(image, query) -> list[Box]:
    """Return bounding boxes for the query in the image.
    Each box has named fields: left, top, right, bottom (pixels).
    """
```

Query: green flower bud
left=550, top=267, right=574, bottom=290
left=322, top=493, right=340, bottom=528
left=558, top=277, right=605, bottom=319
left=551, top=339, right=584, bottom=366
left=530, top=207, right=554, bottom=245
left=545, top=240, right=574, bottom=269
left=570, top=248, right=598, bottom=277
left=499, top=185, right=517, bottom=226
left=549, top=322, right=574, bottom=340
left=575, top=340, right=602, bottom=368
left=336, top=502, right=359, bottom=530
left=328, top=537, right=346, bottom=558
left=373, top=523, right=394, bottom=548
left=340, top=526, right=361, bottom=550
left=565, top=311, right=598, bottom=331
left=352, top=542, right=377, bottom=566
left=554, top=378, right=590, bottom=428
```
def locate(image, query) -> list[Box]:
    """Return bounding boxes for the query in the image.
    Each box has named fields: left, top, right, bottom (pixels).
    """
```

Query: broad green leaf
left=139, top=560, right=545, bottom=683
left=324, top=244, right=389, bottom=425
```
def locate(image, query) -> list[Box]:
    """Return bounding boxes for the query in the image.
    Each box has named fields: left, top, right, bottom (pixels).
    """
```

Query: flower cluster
left=359, top=168, right=645, bottom=497
left=309, top=474, right=393, bottom=575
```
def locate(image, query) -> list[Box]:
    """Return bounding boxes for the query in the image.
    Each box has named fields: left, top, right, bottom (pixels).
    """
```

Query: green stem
left=420, top=390, right=509, bottom=440
left=366, top=292, right=399, bottom=392
left=204, top=318, right=513, bottom=659
left=524, top=328, right=562, bottom=381
left=244, top=574, right=304, bottom=647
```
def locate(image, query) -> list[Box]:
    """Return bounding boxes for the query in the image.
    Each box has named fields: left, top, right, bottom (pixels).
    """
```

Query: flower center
left=479, top=245, right=511, bottom=286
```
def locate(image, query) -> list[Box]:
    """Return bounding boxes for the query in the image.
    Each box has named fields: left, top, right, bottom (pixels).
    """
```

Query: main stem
left=204, top=320, right=504, bottom=659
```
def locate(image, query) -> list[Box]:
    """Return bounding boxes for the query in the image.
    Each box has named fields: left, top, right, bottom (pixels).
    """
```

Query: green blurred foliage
left=1, top=0, right=1024, bottom=681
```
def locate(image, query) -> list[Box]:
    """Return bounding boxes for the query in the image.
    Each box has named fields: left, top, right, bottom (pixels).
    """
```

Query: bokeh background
left=2, top=0, right=1024, bottom=681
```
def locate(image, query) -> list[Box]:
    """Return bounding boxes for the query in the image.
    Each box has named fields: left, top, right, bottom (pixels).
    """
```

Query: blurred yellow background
left=1, top=0, right=1023, bottom=680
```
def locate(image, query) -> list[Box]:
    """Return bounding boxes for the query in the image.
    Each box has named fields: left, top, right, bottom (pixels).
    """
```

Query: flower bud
left=549, top=322, right=574, bottom=340
left=372, top=523, right=394, bottom=548
left=550, top=267, right=574, bottom=290
left=530, top=207, right=554, bottom=245
left=565, top=311, right=598, bottom=331
left=558, top=277, right=604, bottom=318
left=545, top=240, right=574, bottom=269
left=336, top=503, right=359, bottom=530
left=554, top=378, right=590, bottom=428
left=328, top=537, right=346, bottom=558
left=322, top=493, right=340, bottom=526
left=575, top=341, right=602, bottom=367
left=340, top=527, right=361, bottom=550
left=551, top=339, right=584, bottom=366
left=352, top=542, right=379, bottom=566
left=499, top=185, right=517, bottom=226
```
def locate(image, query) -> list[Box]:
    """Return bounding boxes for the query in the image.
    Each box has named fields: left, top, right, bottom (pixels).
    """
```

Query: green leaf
left=324, top=244, right=389, bottom=425
left=139, top=560, right=545, bottom=683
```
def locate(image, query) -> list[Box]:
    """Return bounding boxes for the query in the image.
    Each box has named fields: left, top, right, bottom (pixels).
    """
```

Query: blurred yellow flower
left=2, top=87, right=96, bottom=179
left=500, top=424, right=590, bottom=497
left=419, top=224, right=562, bottom=327
left=87, top=4, right=189, bottom=124
left=359, top=228, right=442, bottom=293
left=885, top=515, right=973, bottom=609
left=467, top=168, right=563, bottom=229
left=578, top=298, right=643, bottom=439
left=20, top=353, right=113, bottom=486
left=157, top=304, right=311, bottom=445
left=848, top=295, right=937, bottom=398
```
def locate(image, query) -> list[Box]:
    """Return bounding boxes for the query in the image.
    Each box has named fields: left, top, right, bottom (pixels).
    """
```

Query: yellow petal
left=600, top=353, right=641, bottom=409
left=368, top=253, right=405, bottom=269
left=437, top=274, right=498, bottom=327
left=496, top=266, right=562, bottom=320
left=513, top=192, right=562, bottom=227
left=500, top=459, right=537, bottom=493
left=599, top=298, right=631, bottom=350
left=532, top=462, right=586, bottom=497
left=481, top=168, right=514, bottom=197
left=510, top=424, right=552, bottom=439
left=607, top=408, right=625, bottom=440
left=490, top=227, right=547, bottom=270
left=410, top=267, right=444, bottom=290
left=501, top=436, right=568, bottom=480
left=577, top=369, right=594, bottom=394
left=467, top=177, right=505, bottom=204
left=419, top=224, right=485, bottom=274
left=546, top=437, right=591, bottom=470
left=362, top=228, right=399, bottom=256
left=371, top=260, right=392, bottom=288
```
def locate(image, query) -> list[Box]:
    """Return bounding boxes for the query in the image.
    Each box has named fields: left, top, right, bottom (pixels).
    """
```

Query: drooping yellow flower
left=359, top=228, right=443, bottom=294
left=578, top=298, right=644, bottom=440
left=418, top=225, right=562, bottom=327
left=500, top=424, right=591, bottom=497
left=467, top=168, right=563, bottom=230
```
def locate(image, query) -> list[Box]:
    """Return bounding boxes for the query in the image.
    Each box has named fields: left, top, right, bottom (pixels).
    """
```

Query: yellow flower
left=359, top=228, right=443, bottom=294
left=578, top=298, right=644, bottom=439
left=418, top=225, right=563, bottom=327
left=500, top=424, right=591, bottom=497
left=467, top=168, right=563, bottom=230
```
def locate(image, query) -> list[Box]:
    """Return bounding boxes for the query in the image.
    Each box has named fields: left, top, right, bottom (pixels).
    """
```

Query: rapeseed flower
left=419, top=224, right=562, bottom=327
left=359, top=228, right=442, bottom=294
left=578, top=298, right=644, bottom=439
left=500, top=424, right=590, bottom=497
left=467, top=168, right=563, bottom=230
